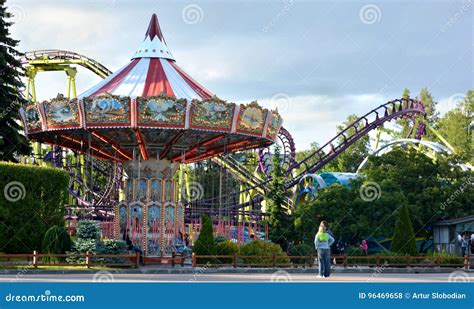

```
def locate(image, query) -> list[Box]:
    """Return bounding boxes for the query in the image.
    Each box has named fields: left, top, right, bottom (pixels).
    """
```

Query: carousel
left=19, top=14, right=282, bottom=256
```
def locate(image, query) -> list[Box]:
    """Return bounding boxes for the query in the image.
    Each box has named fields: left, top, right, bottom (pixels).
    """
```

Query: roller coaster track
left=21, top=50, right=112, bottom=78
left=185, top=98, right=426, bottom=214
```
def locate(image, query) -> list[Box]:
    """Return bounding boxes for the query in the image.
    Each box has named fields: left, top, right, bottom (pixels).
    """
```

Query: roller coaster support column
left=65, top=67, right=77, bottom=99
left=25, top=67, right=37, bottom=101
left=424, top=124, right=456, bottom=153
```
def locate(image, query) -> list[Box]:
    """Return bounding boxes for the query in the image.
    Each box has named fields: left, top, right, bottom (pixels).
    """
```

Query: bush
left=41, top=225, right=71, bottom=263
left=193, top=214, right=216, bottom=264
left=240, top=240, right=289, bottom=266
left=0, top=162, right=69, bottom=253
left=425, top=252, right=464, bottom=265
left=290, top=244, right=314, bottom=265
left=391, top=204, right=418, bottom=255
left=216, top=240, right=239, bottom=264
left=96, top=239, right=128, bottom=264
left=67, top=220, right=101, bottom=264
left=214, top=235, right=227, bottom=244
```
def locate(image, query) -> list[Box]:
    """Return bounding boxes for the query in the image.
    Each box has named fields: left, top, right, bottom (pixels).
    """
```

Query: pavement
left=1, top=267, right=473, bottom=282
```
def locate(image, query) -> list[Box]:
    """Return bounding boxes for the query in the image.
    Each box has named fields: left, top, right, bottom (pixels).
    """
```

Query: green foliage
left=0, top=162, right=68, bottom=253
left=290, top=243, right=314, bottom=265
left=41, top=226, right=70, bottom=263
left=0, top=3, right=31, bottom=161
left=214, top=235, right=227, bottom=244
left=66, top=221, right=128, bottom=264
left=265, top=145, right=294, bottom=251
left=325, top=114, right=370, bottom=172
left=437, top=89, right=473, bottom=163
left=75, top=220, right=101, bottom=240
left=193, top=214, right=216, bottom=264
left=216, top=240, right=239, bottom=264
left=425, top=251, right=464, bottom=265
left=239, top=240, right=289, bottom=266
left=391, top=204, right=418, bottom=255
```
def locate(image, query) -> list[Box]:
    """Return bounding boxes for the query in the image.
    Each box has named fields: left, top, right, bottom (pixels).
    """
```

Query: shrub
left=425, top=252, right=464, bottom=265
left=0, top=162, right=69, bottom=253
left=193, top=214, right=216, bottom=264
left=239, top=240, right=289, bottom=266
left=41, top=225, right=71, bottom=263
left=290, top=244, right=314, bottom=265
left=216, top=240, right=239, bottom=264
left=66, top=220, right=101, bottom=264
left=391, top=204, right=418, bottom=255
left=214, top=235, right=227, bottom=244
left=96, top=239, right=128, bottom=264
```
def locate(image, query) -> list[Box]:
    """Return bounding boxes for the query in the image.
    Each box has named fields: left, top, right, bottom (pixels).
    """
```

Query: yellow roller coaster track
left=21, top=49, right=112, bottom=101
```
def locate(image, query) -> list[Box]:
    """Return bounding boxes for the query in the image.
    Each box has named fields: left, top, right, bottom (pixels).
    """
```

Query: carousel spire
left=131, top=13, right=175, bottom=61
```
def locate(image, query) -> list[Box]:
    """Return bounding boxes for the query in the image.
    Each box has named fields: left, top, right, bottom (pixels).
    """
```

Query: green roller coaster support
left=424, top=124, right=456, bottom=153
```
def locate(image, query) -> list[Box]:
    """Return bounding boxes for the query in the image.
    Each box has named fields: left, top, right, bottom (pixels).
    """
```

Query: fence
left=192, top=253, right=472, bottom=268
left=0, top=251, right=141, bottom=268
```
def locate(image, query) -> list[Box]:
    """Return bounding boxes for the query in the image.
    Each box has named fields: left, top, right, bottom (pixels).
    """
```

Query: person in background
left=471, top=233, right=474, bottom=255
left=461, top=234, right=468, bottom=257
left=361, top=239, right=368, bottom=255
left=314, top=222, right=335, bottom=278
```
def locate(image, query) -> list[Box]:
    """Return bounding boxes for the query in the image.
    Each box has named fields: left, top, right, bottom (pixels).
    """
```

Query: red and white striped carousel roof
left=78, top=14, right=213, bottom=101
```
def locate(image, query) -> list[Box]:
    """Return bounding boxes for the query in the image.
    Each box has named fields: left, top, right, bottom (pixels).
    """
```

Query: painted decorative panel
left=146, top=203, right=161, bottom=256
left=43, top=95, right=80, bottom=129
left=125, top=180, right=134, bottom=201
left=149, top=179, right=163, bottom=202
left=24, top=104, right=42, bottom=132
left=266, top=111, right=282, bottom=140
left=135, top=179, right=148, bottom=203
left=237, top=101, right=266, bottom=135
left=129, top=203, right=144, bottom=250
left=190, top=98, right=234, bottom=131
left=83, top=94, right=130, bottom=126
left=137, top=95, right=186, bottom=128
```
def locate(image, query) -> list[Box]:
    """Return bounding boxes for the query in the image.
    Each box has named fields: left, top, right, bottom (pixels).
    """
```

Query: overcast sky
left=6, top=0, right=473, bottom=150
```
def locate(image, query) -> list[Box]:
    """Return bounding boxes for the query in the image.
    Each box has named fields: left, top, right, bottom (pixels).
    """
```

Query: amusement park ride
left=18, top=14, right=470, bottom=256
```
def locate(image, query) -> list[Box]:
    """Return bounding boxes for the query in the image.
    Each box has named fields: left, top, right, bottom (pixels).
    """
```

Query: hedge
left=0, top=162, right=69, bottom=253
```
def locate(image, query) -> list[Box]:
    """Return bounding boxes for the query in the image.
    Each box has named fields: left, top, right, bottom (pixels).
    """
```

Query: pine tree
left=396, top=88, right=412, bottom=138
left=193, top=214, right=216, bottom=263
left=266, top=145, right=293, bottom=251
left=391, top=204, right=418, bottom=255
left=0, top=2, right=30, bottom=161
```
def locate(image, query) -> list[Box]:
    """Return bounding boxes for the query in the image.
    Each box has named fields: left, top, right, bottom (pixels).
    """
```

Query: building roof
left=433, top=215, right=474, bottom=226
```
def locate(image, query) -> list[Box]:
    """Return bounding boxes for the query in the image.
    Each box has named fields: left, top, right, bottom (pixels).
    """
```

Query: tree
left=396, top=88, right=412, bottom=138
left=193, top=214, right=216, bottom=263
left=418, top=88, right=439, bottom=139
left=437, top=90, right=473, bottom=163
left=391, top=204, right=418, bottom=255
left=265, top=145, right=294, bottom=251
left=0, top=3, right=30, bottom=161
left=325, top=114, right=370, bottom=172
